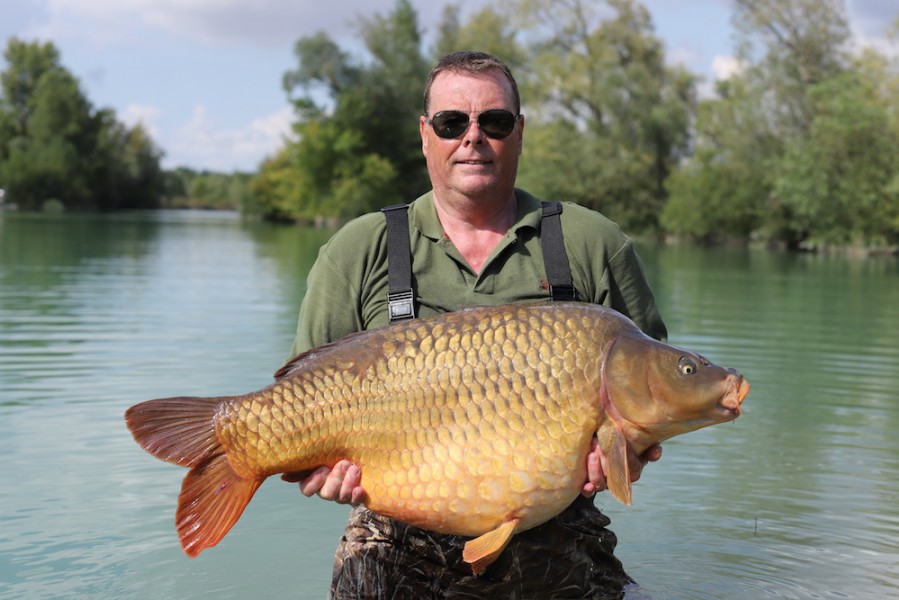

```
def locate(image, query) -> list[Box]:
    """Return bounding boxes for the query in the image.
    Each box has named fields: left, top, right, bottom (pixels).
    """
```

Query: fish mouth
left=717, top=375, right=750, bottom=419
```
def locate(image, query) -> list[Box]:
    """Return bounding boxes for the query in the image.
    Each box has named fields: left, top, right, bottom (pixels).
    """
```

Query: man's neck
left=432, top=189, right=518, bottom=234
left=432, top=189, right=518, bottom=274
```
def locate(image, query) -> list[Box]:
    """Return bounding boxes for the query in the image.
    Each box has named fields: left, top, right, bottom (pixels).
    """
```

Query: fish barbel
left=125, top=302, right=749, bottom=574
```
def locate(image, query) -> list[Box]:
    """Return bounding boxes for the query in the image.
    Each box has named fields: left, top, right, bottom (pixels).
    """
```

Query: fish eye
left=678, top=357, right=698, bottom=375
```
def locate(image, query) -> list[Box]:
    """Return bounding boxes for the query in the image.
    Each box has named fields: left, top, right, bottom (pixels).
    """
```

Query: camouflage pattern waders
left=329, top=495, right=633, bottom=599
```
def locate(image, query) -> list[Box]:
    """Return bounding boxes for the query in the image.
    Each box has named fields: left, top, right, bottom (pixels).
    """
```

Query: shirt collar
left=412, top=188, right=543, bottom=241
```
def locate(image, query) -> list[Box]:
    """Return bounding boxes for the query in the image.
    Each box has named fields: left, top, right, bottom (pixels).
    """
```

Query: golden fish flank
left=125, top=302, right=749, bottom=574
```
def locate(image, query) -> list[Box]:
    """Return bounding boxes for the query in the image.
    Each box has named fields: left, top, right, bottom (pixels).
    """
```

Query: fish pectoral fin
left=462, top=518, right=520, bottom=575
left=597, top=426, right=633, bottom=505
left=177, top=453, right=263, bottom=557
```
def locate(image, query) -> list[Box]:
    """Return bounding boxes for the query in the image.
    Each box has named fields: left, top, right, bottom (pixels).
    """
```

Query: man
left=288, top=51, right=665, bottom=598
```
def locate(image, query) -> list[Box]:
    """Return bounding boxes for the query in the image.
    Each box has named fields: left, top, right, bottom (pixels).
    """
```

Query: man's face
left=420, top=70, right=524, bottom=202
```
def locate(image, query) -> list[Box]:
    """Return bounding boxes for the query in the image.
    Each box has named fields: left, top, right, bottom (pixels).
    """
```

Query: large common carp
left=126, top=302, right=749, bottom=574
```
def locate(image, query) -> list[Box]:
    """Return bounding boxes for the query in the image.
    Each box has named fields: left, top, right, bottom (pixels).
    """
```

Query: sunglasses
left=426, top=109, right=520, bottom=140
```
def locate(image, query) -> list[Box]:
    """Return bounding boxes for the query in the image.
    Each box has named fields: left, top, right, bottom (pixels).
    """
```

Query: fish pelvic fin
left=596, top=424, right=633, bottom=505
left=177, top=452, right=262, bottom=557
left=125, top=396, right=261, bottom=556
left=462, top=518, right=520, bottom=575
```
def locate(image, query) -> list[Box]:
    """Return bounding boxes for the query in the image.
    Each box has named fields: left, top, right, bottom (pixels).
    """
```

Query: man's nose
left=461, top=118, right=485, bottom=144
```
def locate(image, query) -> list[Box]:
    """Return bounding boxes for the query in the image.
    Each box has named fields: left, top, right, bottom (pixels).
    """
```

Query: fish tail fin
left=125, top=396, right=223, bottom=468
left=463, top=518, right=520, bottom=575
left=177, top=452, right=262, bottom=557
left=125, top=396, right=262, bottom=556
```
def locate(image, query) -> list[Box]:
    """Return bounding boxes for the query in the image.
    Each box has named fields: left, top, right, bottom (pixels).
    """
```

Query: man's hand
left=283, top=442, right=657, bottom=503
left=282, top=459, right=366, bottom=505
left=581, top=439, right=662, bottom=497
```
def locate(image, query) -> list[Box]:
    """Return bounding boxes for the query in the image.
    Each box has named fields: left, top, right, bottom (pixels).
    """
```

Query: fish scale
left=125, top=302, right=749, bottom=573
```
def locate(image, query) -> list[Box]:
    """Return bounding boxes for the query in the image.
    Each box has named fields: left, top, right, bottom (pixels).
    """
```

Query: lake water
left=1, top=209, right=897, bottom=599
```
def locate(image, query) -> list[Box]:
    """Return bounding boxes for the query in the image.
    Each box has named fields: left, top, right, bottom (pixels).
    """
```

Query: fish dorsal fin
left=462, top=518, right=520, bottom=575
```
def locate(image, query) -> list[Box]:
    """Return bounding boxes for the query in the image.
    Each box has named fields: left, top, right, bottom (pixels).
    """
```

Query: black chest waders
left=380, top=201, right=576, bottom=324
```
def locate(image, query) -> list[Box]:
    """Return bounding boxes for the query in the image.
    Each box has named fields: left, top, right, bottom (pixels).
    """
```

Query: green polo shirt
left=289, top=188, right=666, bottom=357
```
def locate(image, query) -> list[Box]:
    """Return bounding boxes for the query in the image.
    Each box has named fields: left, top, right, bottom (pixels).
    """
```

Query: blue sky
left=1, top=0, right=895, bottom=172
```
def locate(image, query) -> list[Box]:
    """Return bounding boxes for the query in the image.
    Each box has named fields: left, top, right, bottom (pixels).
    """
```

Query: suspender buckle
left=549, top=283, right=576, bottom=302
left=387, top=290, right=416, bottom=322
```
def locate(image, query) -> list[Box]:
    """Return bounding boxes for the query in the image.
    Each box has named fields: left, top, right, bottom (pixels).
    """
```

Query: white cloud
left=711, top=55, right=744, bottom=81
left=164, top=103, right=294, bottom=171
left=693, top=55, right=746, bottom=99
left=34, top=0, right=439, bottom=47
left=120, top=103, right=162, bottom=139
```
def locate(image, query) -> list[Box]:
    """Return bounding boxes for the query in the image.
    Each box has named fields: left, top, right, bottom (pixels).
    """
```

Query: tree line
left=2, top=0, right=898, bottom=251
left=0, top=40, right=257, bottom=213
left=255, top=0, right=899, bottom=250
left=0, top=39, right=165, bottom=211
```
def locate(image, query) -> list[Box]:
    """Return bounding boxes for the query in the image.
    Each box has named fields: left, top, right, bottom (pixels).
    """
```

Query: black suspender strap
left=381, top=201, right=573, bottom=320
left=380, top=204, right=416, bottom=322
left=540, top=201, right=577, bottom=302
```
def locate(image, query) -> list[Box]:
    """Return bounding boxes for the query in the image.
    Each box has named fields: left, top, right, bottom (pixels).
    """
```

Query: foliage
left=661, top=77, right=772, bottom=242
left=259, top=0, right=694, bottom=233
left=0, top=38, right=165, bottom=211
left=162, top=167, right=255, bottom=212
left=263, top=0, right=888, bottom=244
left=6, top=0, right=885, bottom=251
left=662, top=0, right=899, bottom=249
left=512, top=0, right=695, bottom=234
left=255, top=0, right=429, bottom=220
left=773, top=69, right=899, bottom=247
left=431, top=4, right=526, bottom=70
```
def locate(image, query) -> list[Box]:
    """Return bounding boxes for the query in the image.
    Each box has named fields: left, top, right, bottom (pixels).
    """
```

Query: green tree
left=0, top=38, right=164, bottom=211
left=0, top=39, right=61, bottom=137
left=662, top=77, right=772, bottom=242
left=773, top=68, right=899, bottom=246
left=661, top=0, right=895, bottom=248
left=2, top=66, right=93, bottom=209
left=117, top=123, right=165, bottom=209
left=160, top=167, right=251, bottom=211
left=512, top=0, right=695, bottom=234
left=732, top=0, right=850, bottom=136
left=91, top=111, right=164, bottom=210
left=264, top=0, right=429, bottom=221
left=431, top=5, right=525, bottom=70
left=252, top=147, right=308, bottom=221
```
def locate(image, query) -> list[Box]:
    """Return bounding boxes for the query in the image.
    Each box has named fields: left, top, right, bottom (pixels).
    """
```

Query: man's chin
left=450, top=174, right=502, bottom=195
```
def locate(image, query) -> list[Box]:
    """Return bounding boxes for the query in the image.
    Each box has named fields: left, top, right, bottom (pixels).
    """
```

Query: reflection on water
left=1, top=211, right=897, bottom=599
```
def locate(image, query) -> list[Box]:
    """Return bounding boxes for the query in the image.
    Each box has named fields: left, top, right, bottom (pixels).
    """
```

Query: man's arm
left=606, top=239, right=668, bottom=341
left=289, top=250, right=364, bottom=359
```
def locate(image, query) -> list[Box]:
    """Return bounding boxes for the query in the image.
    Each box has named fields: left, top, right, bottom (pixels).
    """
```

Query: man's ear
left=420, top=115, right=430, bottom=157
left=516, top=114, right=525, bottom=155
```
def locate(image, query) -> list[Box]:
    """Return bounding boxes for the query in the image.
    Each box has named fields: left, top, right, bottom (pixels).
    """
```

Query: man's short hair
left=423, top=51, right=520, bottom=116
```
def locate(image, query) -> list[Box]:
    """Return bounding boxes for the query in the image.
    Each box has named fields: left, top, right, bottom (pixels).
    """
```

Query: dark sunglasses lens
left=430, top=110, right=518, bottom=139
left=478, top=110, right=517, bottom=139
left=431, top=111, right=470, bottom=139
